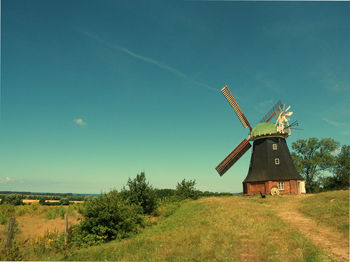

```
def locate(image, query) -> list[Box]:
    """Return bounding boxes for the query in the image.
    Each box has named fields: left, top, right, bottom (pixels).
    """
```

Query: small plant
left=0, top=204, right=15, bottom=225
left=175, top=179, right=200, bottom=200
left=28, top=229, right=65, bottom=256
left=0, top=241, right=23, bottom=261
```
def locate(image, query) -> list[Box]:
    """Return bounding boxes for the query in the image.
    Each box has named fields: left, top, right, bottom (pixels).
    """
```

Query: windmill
left=215, top=86, right=305, bottom=195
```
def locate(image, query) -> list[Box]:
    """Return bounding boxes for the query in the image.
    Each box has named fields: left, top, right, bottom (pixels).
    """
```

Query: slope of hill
left=59, top=193, right=345, bottom=261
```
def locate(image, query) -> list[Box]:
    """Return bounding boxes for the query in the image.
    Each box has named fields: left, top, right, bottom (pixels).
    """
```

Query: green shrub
left=78, top=190, right=144, bottom=243
left=45, top=207, right=66, bottom=220
left=0, top=194, right=24, bottom=205
left=175, top=179, right=200, bottom=200
left=59, top=206, right=66, bottom=219
left=0, top=204, right=15, bottom=225
left=60, top=198, right=70, bottom=206
left=122, top=172, right=158, bottom=215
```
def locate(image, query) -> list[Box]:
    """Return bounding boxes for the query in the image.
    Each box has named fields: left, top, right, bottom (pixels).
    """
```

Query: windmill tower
left=215, top=86, right=306, bottom=195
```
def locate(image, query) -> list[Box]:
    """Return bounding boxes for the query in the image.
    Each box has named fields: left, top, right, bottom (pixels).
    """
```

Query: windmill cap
left=251, top=122, right=284, bottom=140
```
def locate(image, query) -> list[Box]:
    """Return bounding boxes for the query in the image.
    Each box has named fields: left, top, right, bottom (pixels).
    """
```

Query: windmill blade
left=260, top=99, right=283, bottom=123
left=285, top=111, right=293, bottom=117
left=216, top=138, right=251, bottom=176
left=285, top=105, right=291, bottom=112
left=221, top=86, right=252, bottom=131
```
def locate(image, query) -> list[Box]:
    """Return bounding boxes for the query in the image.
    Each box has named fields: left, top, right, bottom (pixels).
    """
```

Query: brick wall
left=245, top=180, right=302, bottom=195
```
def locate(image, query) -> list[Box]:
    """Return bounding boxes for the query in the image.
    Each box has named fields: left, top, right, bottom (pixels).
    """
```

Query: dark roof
left=243, top=137, right=304, bottom=183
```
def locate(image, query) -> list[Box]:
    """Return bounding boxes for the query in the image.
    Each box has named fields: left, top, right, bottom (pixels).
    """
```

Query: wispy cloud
left=74, top=118, right=87, bottom=126
left=322, top=118, right=344, bottom=128
left=0, top=177, right=14, bottom=184
left=80, top=31, right=218, bottom=92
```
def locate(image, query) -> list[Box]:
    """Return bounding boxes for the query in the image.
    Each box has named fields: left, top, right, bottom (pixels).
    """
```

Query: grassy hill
left=3, top=190, right=348, bottom=261
left=54, top=191, right=349, bottom=261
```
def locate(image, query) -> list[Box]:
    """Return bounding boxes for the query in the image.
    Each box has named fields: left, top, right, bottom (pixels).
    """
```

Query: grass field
left=0, top=204, right=81, bottom=242
left=59, top=195, right=338, bottom=261
left=1, top=190, right=348, bottom=261
left=298, top=190, right=349, bottom=238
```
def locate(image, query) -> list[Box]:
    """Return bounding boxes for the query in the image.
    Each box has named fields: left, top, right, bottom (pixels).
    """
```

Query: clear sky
left=1, top=0, right=349, bottom=194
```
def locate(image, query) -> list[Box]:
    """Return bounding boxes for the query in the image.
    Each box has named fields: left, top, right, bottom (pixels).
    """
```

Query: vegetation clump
left=121, top=172, right=158, bottom=215
left=74, top=190, right=144, bottom=246
left=175, top=179, right=200, bottom=200
left=0, top=194, right=24, bottom=206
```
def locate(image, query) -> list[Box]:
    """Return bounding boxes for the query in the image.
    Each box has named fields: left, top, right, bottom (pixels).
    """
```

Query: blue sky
left=1, top=0, right=349, bottom=193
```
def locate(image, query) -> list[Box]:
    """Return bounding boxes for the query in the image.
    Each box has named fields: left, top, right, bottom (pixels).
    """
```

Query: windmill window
left=272, top=144, right=277, bottom=150
left=278, top=182, right=284, bottom=190
left=275, top=158, right=280, bottom=165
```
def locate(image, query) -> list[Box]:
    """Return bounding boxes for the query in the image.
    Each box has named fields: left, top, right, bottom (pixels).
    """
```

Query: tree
left=323, top=145, right=350, bottom=190
left=122, top=172, right=158, bottom=215
left=291, top=137, right=339, bottom=193
left=175, top=179, right=199, bottom=200
left=78, top=190, right=143, bottom=243
left=0, top=194, right=24, bottom=205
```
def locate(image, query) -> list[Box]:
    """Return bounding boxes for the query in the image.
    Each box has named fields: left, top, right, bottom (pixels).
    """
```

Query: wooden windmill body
left=215, top=86, right=306, bottom=195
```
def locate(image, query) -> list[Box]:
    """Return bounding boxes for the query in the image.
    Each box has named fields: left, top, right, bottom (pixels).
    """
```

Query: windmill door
left=298, top=181, right=306, bottom=194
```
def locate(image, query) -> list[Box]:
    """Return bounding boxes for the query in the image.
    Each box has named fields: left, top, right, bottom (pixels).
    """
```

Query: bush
left=78, top=190, right=143, bottom=243
left=45, top=206, right=66, bottom=220
left=122, top=172, right=158, bottom=215
left=175, top=179, right=200, bottom=200
left=0, top=204, right=15, bottom=225
left=60, top=198, right=70, bottom=205
left=0, top=194, right=24, bottom=205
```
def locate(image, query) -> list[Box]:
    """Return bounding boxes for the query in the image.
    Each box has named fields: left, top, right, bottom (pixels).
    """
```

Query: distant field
left=1, top=199, right=84, bottom=204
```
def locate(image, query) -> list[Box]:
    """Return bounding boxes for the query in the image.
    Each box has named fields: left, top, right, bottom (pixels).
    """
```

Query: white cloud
left=0, top=177, right=14, bottom=184
left=74, top=118, right=87, bottom=126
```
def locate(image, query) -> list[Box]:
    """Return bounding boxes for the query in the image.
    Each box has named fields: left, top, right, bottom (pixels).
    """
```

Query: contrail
left=81, top=31, right=218, bottom=92
left=82, top=31, right=186, bottom=78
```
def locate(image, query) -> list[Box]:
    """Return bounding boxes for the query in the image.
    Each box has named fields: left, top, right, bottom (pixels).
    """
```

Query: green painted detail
left=251, top=122, right=279, bottom=139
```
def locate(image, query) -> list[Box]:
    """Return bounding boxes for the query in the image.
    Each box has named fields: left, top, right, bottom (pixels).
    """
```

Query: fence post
left=64, top=212, right=68, bottom=245
left=5, top=217, right=16, bottom=249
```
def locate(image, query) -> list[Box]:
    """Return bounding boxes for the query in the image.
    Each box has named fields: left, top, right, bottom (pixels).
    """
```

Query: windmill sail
left=216, top=138, right=251, bottom=176
left=221, top=86, right=252, bottom=131
left=260, top=99, right=283, bottom=123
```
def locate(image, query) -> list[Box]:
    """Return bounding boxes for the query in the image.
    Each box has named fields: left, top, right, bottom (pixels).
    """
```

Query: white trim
left=278, top=181, right=284, bottom=190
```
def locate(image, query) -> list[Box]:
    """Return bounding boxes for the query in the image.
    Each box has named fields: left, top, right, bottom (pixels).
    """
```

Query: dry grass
left=0, top=207, right=81, bottom=242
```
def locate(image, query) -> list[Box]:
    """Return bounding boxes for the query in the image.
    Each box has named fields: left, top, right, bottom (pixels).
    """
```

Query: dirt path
left=275, top=196, right=349, bottom=262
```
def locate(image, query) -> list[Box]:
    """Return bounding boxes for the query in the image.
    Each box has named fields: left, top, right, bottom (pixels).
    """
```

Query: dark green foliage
left=155, top=188, right=176, bottom=199
left=78, top=190, right=143, bottom=244
left=323, top=145, right=350, bottom=190
left=0, top=194, right=24, bottom=206
left=122, top=172, right=158, bottom=215
left=291, top=137, right=339, bottom=193
left=38, top=197, right=46, bottom=205
left=175, top=179, right=200, bottom=200
left=0, top=204, right=15, bottom=225
left=60, top=198, right=70, bottom=205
